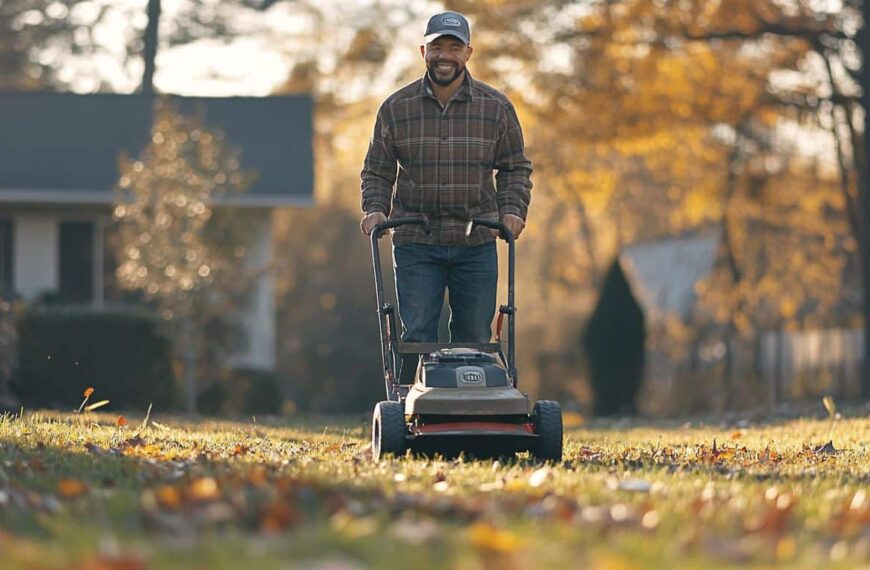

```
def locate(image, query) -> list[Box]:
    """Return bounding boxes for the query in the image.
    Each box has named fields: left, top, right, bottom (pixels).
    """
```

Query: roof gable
left=619, top=229, right=721, bottom=319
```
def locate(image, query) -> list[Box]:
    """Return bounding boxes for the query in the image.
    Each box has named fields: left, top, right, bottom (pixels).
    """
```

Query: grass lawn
left=0, top=403, right=869, bottom=569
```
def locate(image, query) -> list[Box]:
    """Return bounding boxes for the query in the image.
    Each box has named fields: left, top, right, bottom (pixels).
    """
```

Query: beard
left=427, top=60, right=465, bottom=86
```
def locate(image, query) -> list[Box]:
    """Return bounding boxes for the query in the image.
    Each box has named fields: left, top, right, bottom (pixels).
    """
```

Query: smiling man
left=360, top=11, right=533, bottom=357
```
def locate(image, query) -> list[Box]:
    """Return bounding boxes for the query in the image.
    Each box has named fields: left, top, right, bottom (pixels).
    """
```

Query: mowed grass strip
left=0, top=409, right=868, bottom=569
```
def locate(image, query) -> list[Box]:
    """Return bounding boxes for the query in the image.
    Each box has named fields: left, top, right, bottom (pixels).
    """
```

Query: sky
left=54, top=0, right=442, bottom=97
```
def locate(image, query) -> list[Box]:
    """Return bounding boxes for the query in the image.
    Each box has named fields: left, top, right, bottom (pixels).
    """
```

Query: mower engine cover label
left=456, top=366, right=485, bottom=386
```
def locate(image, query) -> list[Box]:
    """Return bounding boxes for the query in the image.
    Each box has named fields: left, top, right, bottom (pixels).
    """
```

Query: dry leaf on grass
left=813, top=441, right=839, bottom=456
left=468, top=522, right=521, bottom=553
left=84, top=400, right=111, bottom=412
left=56, top=478, right=88, bottom=499
left=187, top=477, right=221, bottom=502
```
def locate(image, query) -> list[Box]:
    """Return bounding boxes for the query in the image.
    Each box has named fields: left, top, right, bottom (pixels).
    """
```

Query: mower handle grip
left=465, top=218, right=514, bottom=243
left=372, top=216, right=431, bottom=238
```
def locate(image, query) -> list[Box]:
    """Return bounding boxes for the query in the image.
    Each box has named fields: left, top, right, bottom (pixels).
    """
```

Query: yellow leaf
left=154, top=485, right=182, bottom=510
left=468, top=522, right=521, bottom=553
left=187, top=477, right=220, bottom=502
left=822, top=396, right=836, bottom=419
left=84, top=400, right=110, bottom=412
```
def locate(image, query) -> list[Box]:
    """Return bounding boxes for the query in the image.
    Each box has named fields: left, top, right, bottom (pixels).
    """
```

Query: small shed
left=583, top=230, right=721, bottom=415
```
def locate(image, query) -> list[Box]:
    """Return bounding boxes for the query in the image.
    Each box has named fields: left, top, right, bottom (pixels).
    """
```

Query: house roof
left=0, top=92, right=314, bottom=207
left=619, top=229, right=721, bottom=320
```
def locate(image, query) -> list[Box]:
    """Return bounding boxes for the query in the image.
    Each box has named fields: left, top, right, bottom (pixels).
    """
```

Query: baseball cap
left=424, top=11, right=471, bottom=46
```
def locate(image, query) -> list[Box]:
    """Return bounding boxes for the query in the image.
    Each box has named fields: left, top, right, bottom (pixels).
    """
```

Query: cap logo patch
left=442, top=17, right=461, bottom=26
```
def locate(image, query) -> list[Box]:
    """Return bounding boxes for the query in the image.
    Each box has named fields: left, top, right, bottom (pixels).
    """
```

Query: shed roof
left=619, top=229, right=721, bottom=320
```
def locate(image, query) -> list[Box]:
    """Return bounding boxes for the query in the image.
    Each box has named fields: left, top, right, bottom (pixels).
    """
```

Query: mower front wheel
left=532, top=400, right=563, bottom=462
left=372, top=401, right=407, bottom=461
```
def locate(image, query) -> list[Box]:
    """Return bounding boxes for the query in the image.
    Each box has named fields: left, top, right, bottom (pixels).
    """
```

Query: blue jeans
left=393, top=242, right=498, bottom=343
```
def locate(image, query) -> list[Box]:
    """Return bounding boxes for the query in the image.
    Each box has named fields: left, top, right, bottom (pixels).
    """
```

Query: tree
left=0, top=0, right=101, bottom=90
left=141, top=0, right=160, bottom=94
left=112, top=100, right=258, bottom=411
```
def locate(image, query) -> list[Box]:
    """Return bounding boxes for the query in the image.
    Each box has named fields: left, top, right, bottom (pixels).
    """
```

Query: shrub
left=196, top=368, right=283, bottom=417
left=238, top=368, right=283, bottom=415
left=196, top=380, right=229, bottom=416
left=12, top=305, right=176, bottom=410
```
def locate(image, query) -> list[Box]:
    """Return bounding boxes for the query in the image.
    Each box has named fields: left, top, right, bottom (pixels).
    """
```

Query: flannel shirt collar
left=421, top=70, right=474, bottom=104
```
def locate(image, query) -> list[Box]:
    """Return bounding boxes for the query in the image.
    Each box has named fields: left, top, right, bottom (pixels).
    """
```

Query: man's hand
left=498, top=213, right=525, bottom=240
left=360, top=212, right=387, bottom=236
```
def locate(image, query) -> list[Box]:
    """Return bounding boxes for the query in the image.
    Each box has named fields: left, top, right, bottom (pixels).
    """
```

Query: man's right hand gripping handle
left=360, top=212, right=388, bottom=236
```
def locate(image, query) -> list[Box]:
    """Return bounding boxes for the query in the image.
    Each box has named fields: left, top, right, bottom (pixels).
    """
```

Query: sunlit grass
left=0, top=406, right=868, bottom=569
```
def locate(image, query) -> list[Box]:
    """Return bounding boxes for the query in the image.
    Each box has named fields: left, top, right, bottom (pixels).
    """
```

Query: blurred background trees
left=5, top=0, right=867, bottom=414
left=112, top=101, right=259, bottom=411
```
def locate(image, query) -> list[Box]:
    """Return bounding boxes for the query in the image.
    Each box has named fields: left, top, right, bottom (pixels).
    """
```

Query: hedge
left=12, top=305, right=176, bottom=410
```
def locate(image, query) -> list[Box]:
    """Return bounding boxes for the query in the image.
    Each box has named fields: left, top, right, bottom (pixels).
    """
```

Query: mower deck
left=404, top=385, right=530, bottom=416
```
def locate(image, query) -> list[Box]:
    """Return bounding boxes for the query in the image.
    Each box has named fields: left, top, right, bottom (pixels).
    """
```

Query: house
left=0, top=92, right=314, bottom=371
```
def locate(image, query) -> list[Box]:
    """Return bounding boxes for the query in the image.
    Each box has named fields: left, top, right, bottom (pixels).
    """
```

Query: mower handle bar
left=464, top=218, right=514, bottom=244
left=371, top=216, right=430, bottom=239
left=370, top=216, right=519, bottom=391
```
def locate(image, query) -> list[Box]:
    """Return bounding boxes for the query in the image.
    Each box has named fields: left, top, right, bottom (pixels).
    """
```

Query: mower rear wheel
left=372, top=401, right=407, bottom=461
left=532, top=400, right=563, bottom=461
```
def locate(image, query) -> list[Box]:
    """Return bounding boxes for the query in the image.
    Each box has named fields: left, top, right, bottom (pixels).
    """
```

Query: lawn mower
left=369, top=217, right=563, bottom=461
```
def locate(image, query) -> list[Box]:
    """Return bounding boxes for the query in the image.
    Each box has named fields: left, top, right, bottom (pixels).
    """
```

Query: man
left=360, top=10, right=532, bottom=353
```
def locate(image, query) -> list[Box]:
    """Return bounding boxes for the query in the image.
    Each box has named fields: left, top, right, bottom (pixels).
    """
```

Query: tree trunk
left=141, top=0, right=161, bottom=94
left=860, top=1, right=870, bottom=399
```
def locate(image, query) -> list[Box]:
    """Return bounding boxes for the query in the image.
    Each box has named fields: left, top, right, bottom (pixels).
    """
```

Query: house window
left=0, top=220, right=12, bottom=296
left=59, top=221, right=93, bottom=302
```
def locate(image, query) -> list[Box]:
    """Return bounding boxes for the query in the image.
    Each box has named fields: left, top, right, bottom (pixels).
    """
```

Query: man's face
left=421, top=36, right=473, bottom=86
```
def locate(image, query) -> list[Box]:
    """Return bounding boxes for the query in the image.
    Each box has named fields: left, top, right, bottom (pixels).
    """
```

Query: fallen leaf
left=260, top=501, right=299, bottom=533
left=84, top=400, right=110, bottom=412
left=56, top=478, right=88, bottom=498
left=187, top=477, right=220, bottom=502
left=528, top=466, right=551, bottom=487
left=116, top=416, right=128, bottom=427
left=121, top=435, right=146, bottom=449
left=468, top=522, right=521, bottom=553
left=231, top=444, right=249, bottom=457
left=813, top=441, right=838, bottom=455
left=154, top=485, right=183, bottom=510
left=618, top=479, right=652, bottom=493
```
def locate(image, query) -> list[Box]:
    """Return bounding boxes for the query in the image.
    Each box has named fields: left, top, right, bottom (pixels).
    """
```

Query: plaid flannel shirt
left=361, top=72, right=533, bottom=245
